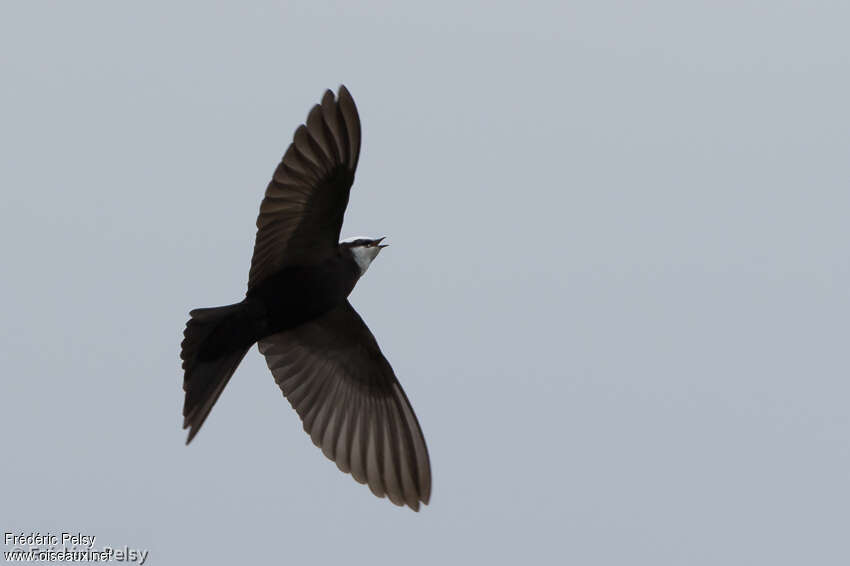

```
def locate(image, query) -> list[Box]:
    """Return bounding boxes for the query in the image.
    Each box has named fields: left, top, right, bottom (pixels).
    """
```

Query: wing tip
left=184, top=423, right=198, bottom=445
left=337, top=84, right=352, bottom=101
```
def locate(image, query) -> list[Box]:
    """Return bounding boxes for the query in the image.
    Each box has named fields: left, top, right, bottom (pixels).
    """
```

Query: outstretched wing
left=258, top=301, right=432, bottom=510
left=248, top=85, right=361, bottom=289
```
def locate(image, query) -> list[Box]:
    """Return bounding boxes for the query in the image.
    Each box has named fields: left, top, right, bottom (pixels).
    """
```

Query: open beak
left=375, top=236, right=388, bottom=249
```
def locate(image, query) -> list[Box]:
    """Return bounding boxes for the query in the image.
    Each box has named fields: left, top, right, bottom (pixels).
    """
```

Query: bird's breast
left=247, top=255, right=360, bottom=336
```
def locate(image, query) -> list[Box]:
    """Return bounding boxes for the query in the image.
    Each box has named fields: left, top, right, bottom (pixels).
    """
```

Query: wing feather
left=248, top=86, right=361, bottom=288
left=334, top=380, right=356, bottom=474
left=381, top=399, right=404, bottom=506
left=257, top=301, right=431, bottom=510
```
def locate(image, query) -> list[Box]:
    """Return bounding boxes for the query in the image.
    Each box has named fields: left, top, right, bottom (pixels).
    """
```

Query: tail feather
left=180, top=303, right=254, bottom=444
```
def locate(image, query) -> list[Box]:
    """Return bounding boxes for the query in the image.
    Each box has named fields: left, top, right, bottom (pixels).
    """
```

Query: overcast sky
left=2, top=2, right=849, bottom=565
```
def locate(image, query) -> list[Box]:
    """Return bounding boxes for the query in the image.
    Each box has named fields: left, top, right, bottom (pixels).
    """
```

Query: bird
left=180, top=86, right=431, bottom=511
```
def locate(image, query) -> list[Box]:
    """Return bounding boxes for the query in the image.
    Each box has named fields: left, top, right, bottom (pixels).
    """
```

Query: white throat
left=350, top=246, right=380, bottom=276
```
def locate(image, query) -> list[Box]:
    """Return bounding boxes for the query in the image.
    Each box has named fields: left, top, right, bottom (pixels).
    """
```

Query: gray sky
left=2, top=1, right=849, bottom=564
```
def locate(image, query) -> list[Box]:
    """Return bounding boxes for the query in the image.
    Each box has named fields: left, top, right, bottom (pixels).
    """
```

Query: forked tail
left=180, top=302, right=256, bottom=443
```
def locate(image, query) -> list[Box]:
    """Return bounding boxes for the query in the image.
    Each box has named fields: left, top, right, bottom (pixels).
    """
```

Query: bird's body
left=248, top=248, right=362, bottom=334
left=180, top=86, right=431, bottom=510
left=191, top=250, right=360, bottom=364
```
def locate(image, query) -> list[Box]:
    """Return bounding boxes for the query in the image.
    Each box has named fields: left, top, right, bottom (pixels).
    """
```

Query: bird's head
left=340, top=236, right=388, bottom=276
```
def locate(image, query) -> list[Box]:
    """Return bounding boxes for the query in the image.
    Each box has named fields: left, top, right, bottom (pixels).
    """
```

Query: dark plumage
left=180, top=86, right=431, bottom=510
